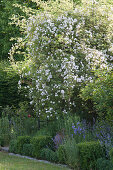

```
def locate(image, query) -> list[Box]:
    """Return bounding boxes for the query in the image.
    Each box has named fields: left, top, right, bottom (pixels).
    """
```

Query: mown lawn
left=0, top=151, right=70, bottom=170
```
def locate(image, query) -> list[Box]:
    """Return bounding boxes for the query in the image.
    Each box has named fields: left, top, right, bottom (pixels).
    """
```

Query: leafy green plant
left=0, top=0, right=37, bottom=60
left=96, top=158, right=113, bottom=170
left=77, top=141, right=106, bottom=170
left=16, top=136, right=31, bottom=154
left=9, top=139, right=18, bottom=153
left=63, top=138, right=79, bottom=169
left=22, top=143, right=33, bottom=156
left=31, top=136, right=53, bottom=158
left=57, top=138, right=79, bottom=169
left=40, top=148, right=58, bottom=163
left=57, top=145, right=67, bottom=164
left=81, top=70, right=113, bottom=125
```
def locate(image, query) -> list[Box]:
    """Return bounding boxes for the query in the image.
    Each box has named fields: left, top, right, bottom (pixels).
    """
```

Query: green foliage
left=81, top=70, right=113, bottom=125
left=15, top=101, right=38, bottom=136
left=77, top=141, right=106, bottom=170
left=0, top=116, right=10, bottom=146
left=0, top=0, right=37, bottom=59
left=0, top=61, right=29, bottom=114
left=22, top=143, right=33, bottom=156
left=31, top=136, right=53, bottom=158
left=40, top=148, right=58, bottom=163
left=96, top=158, right=113, bottom=170
left=63, top=138, right=79, bottom=169
left=9, top=139, right=18, bottom=153
left=57, top=139, right=79, bottom=169
left=0, top=0, right=19, bottom=59
left=0, top=61, right=20, bottom=113
left=109, top=148, right=113, bottom=164
left=57, top=145, right=66, bottom=164
left=16, top=136, right=31, bottom=154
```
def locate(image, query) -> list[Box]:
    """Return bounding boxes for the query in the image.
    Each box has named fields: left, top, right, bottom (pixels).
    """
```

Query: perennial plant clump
left=72, top=119, right=113, bottom=157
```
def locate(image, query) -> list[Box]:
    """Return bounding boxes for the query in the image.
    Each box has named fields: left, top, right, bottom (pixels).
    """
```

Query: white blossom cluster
left=22, top=5, right=113, bottom=119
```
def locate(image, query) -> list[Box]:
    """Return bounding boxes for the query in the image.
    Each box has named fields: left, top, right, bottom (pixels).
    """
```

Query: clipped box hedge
left=40, top=148, right=58, bottom=163
left=77, top=141, right=106, bottom=170
left=22, top=143, right=33, bottom=156
left=31, top=135, right=53, bottom=158
left=16, top=136, right=31, bottom=154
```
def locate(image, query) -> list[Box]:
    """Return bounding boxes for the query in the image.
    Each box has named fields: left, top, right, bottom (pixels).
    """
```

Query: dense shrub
left=96, top=158, right=113, bottom=170
left=77, top=141, right=106, bottom=170
left=18, top=0, right=113, bottom=122
left=22, top=143, right=33, bottom=156
left=31, top=136, right=53, bottom=158
left=40, top=148, right=58, bottom=163
left=16, top=136, right=31, bottom=154
left=81, top=70, right=113, bottom=125
left=9, top=140, right=18, bottom=153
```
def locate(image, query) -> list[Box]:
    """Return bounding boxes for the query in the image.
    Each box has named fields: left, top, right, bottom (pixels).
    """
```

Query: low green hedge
left=16, top=136, right=31, bottom=154
left=40, top=148, right=58, bottom=163
left=31, top=136, right=53, bottom=158
left=77, top=141, right=106, bottom=170
left=96, top=158, right=113, bottom=170
left=22, top=143, right=33, bottom=156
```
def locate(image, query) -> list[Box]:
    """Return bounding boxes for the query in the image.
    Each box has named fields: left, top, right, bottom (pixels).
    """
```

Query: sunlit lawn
left=0, top=151, right=70, bottom=170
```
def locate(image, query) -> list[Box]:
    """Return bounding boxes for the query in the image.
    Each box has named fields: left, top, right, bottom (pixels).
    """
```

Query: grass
left=0, top=151, right=70, bottom=170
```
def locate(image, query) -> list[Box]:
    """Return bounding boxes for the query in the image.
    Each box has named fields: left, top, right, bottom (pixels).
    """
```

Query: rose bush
left=10, top=0, right=113, bottom=120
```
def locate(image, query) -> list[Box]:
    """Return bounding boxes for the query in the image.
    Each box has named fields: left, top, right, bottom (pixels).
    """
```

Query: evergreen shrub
left=40, top=148, right=58, bottom=163
left=16, top=136, right=31, bottom=154
left=31, top=136, right=53, bottom=158
left=22, top=143, right=33, bottom=156
left=77, top=141, right=106, bottom=170
left=96, top=158, right=113, bottom=170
